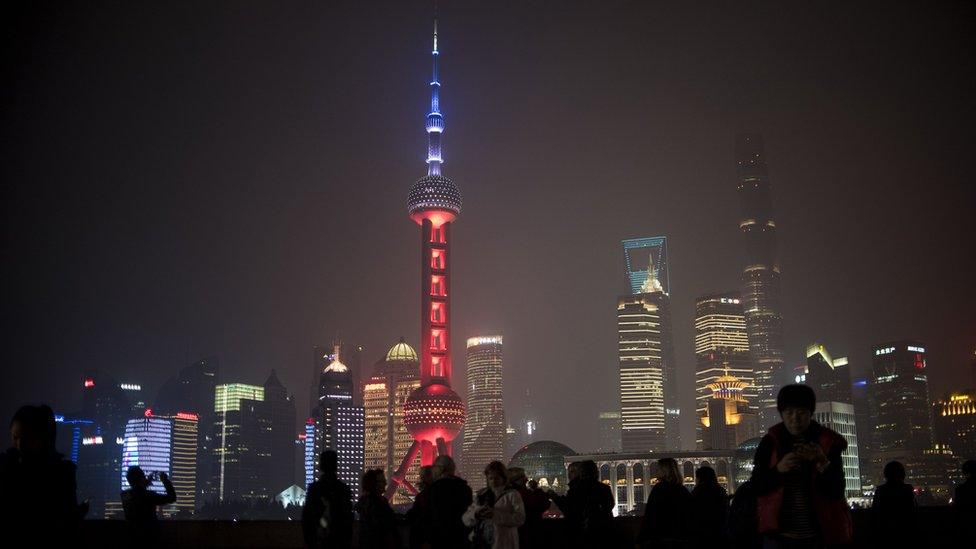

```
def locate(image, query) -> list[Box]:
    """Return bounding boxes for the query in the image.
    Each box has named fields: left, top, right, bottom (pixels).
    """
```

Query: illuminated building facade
left=812, top=402, right=861, bottom=498
left=735, top=134, right=786, bottom=431
left=598, top=411, right=622, bottom=453
left=933, top=390, right=976, bottom=463
left=121, top=415, right=173, bottom=496
left=617, top=277, right=678, bottom=452
left=364, top=340, right=422, bottom=503
left=701, top=372, right=758, bottom=450
left=574, top=450, right=737, bottom=516
left=622, top=237, right=670, bottom=295
left=165, top=412, right=198, bottom=515
left=388, top=16, right=466, bottom=499
left=461, top=336, right=506, bottom=482
left=309, top=344, right=365, bottom=501
left=803, top=344, right=860, bottom=497
left=211, top=383, right=271, bottom=503
left=694, top=292, right=754, bottom=447
left=868, top=341, right=934, bottom=485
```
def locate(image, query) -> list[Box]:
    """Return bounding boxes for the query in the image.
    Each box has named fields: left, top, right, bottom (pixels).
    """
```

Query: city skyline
left=3, top=2, right=974, bottom=457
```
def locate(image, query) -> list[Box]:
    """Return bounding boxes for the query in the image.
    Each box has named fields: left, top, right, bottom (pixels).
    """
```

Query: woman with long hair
left=463, top=461, right=525, bottom=549
left=689, top=466, right=728, bottom=548
left=355, top=469, right=398, bottom=549
left=637, top=458, right=691, bottom=548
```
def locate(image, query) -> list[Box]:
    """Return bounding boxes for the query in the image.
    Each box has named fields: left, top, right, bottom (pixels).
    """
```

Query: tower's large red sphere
left=403, top=383, right=465, bottom=443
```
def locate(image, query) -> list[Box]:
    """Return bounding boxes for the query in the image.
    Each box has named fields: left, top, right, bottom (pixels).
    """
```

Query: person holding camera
left=121, top=465, right=177, bottom=546
left=751, top=384, right=851, bottom=549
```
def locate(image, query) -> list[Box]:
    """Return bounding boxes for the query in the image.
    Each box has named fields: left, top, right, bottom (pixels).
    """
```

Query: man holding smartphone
left=751, top=384, right=851, bottom=548
left=121, top=465, right=177, bottom=546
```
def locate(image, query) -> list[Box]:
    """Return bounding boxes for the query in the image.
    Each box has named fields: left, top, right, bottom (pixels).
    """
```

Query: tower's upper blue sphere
left=408, top=175, right=462, bottom=218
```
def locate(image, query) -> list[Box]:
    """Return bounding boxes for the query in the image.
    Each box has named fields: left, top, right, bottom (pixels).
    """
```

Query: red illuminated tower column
left=386, top=17, right=465, bottom=499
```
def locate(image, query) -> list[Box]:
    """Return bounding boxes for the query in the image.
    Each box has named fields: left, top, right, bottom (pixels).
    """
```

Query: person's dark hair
left=527, top=479, right=539, bottom=490
left=484, top=460, right=507, bottom=481
left=11, top=405, right=38, bottom=428
left=695, top=466, right=718, bottom=487
left=579, top=460, right=599, bottom=482
left=319, top=450, right=338, bottom=474
left=361, top=468, right=384, bottom=496
left=776, top=384, right=816, bottom=413
left=962, top=459, right=976, bottom=476
left=126, top=466, right=145, bottom=487
left=36, top=405, right=57, bottom=448
left=883, top=461, right=906, bottom=482
left=657, top=458, right=682, bottom=485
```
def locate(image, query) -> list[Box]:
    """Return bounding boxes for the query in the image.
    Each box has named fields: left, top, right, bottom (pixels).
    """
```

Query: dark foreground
left=79, top=506, right=964, bottom=548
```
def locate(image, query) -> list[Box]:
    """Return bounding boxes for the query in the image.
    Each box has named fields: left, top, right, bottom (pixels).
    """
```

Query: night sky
left=3, top=1, right=974, bottom=452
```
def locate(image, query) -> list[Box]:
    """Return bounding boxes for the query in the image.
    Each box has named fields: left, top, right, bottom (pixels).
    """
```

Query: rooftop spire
left=425, top=16, right=445, bottom=175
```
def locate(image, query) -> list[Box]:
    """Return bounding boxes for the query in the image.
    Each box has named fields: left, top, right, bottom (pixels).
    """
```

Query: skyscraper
left=121, top=414, right=173, bottom=496
left=309, top=343, right=365, bottom=501
left=364, top=339, right=422, bottom=503
left=617, top=261, right=678, bottom=451
left=933, top=390, right=976, bottom=465
left=735, top=134, right=786, bottom=431
left=622, top=237, right=670, bottom=295
left=869, top=341, right=934, bottom=485
left=161, top=411, right=198, bottom=515
left=701, top=372, right=758, bottom=450
left=461, top=336, right=505, bottom=481
left=804, top=344, right=861, bottom=497
left=211, top=383, right=269, bottom=503
left=154, top=356, right=218, bottom=507
left=597, top=411, right=621, bottom=453
left=263, top=371, right=297, bottom=495
left=694, top=292, right=754, bottom=447
left=388, top=17, right=466, bottom=499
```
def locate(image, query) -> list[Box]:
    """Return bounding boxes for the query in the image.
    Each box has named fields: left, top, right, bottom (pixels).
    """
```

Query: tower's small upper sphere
left=408, top=175, right=462, bottom=223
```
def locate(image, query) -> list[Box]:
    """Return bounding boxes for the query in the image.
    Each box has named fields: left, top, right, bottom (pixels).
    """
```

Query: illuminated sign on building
left=875, top=347, right=895, bottom=356
left=84, top=379, right=95, bottom=388
left=82, top=436, right=103, bottom=445
left=466, top=336, right=503, bottom=348
left=907, top=346, right=925, bottom=353
left=119, top=383, right=141, bottom=391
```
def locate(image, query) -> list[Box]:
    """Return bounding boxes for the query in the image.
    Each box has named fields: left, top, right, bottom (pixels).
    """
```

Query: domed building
left=508, top=440, right=576, bottom=494
left=733, top=436, right=762, bottom=486
left=363, top=338, right=422, bottom=504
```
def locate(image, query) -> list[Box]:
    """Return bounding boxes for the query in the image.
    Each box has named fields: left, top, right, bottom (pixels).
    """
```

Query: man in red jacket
left=751, top=384, right=851, bottom=548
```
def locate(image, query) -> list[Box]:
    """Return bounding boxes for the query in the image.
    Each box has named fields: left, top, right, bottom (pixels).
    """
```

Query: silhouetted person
left=550, top=460, right=613, bottom=549
left=407, top=465, right=434, bottom=549
left=728, top=480, right=760, bottom=549
left=547, top=461, right=581, bottom=519
left=512, top=472, right=549, bottom=548
left=303, top=450, right=353, bottom=549
left=356, top=469, right=398, bottom=549
left=0, top=405, right=83, bottom=545
left=121, top=465, right=176, bottom=547
left=752, top=385, right=851, bottom=548
left=689, top=465, right=728, bottom=548
left=424, top=455, right=473, bottom=549
left=953, top=459, right=976, bottom=542
left=637, top=458, right=690, bottom=548
left=464, top=461, right=524, bottom=549
left=870, top=461, right=916, bottom=548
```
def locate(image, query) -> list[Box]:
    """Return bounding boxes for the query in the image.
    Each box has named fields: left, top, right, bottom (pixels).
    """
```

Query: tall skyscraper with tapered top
left=617, top=261, right=678, bottom=452
left=461, top=336, right=505, bottom=483
left=735, top=134, right=786, bottom=431
left=387, top=16, right=466, bottom=499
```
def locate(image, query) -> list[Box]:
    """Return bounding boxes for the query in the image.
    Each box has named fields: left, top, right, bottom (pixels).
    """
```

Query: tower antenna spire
left=425, top=11, right=444, bottom=176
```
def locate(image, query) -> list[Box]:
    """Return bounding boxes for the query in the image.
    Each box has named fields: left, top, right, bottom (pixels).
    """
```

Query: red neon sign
left=143, top=408, right=153, bottom=417
left=175, top=412, right=199, bottom=421
left=84, top=379, right=95, bottom=388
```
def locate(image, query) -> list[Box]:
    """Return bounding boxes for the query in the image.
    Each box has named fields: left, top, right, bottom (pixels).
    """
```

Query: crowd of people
left=0, top=385, right=974, bottom=548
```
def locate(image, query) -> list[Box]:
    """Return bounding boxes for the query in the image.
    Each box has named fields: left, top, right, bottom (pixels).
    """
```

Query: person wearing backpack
left=303, top=450, right=353, bottom=549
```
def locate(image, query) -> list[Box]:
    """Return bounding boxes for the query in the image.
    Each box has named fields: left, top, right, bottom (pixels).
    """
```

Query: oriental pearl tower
left=385, top=17, right=466, bottom=499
